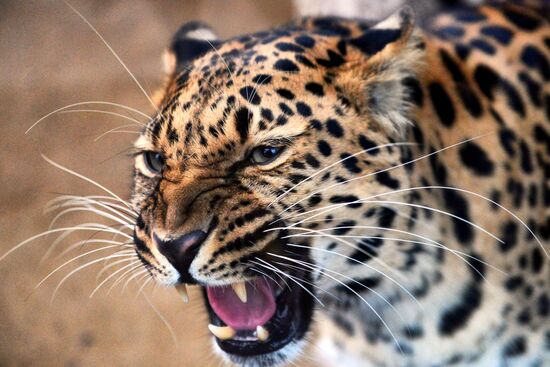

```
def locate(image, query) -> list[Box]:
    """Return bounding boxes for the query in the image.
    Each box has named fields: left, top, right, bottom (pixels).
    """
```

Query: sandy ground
left=0, top=1, right=296, bottom=366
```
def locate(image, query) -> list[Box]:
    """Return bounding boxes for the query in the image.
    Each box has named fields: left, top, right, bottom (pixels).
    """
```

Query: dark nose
left=155, top=230, right=207, bottom=283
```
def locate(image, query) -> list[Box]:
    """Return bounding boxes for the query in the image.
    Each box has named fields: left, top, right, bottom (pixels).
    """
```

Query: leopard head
left=131, top=8, right=423, bottom=366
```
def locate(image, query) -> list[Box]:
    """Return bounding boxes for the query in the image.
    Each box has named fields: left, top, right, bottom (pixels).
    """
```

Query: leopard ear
left=164, top=21, right=220, bottom=75
left=349, top=6, right=415, bottom=56
left=342, top=7, right=424, bottom=136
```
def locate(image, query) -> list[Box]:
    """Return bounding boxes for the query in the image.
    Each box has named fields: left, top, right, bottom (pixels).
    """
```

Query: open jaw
left=200, top=263, right=315, bottom=365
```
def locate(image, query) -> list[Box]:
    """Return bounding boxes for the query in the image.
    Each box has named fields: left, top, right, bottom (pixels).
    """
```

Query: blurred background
left=0, top=0, right=472, bottom=366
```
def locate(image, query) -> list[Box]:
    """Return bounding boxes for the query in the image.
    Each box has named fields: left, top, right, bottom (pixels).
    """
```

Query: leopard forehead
left=140, top=28, right=372, bottom=160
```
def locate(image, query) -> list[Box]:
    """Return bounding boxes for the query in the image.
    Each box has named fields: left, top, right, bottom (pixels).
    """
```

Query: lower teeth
left=207, top=324, right=270, bottom=342
left=256, top=325, right=269, bottom=342
left=208, top=324, right=236, bottom=340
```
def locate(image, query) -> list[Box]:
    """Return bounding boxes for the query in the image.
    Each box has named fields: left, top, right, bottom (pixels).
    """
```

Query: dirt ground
left=0, top=1, right=298, bottom=366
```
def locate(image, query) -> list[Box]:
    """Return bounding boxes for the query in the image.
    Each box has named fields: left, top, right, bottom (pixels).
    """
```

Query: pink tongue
left=206, top=278, right=276, bottom=330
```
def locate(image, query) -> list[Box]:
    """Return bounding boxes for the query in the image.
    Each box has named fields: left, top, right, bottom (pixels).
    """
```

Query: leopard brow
left=258, top=134, right=302, bottom=147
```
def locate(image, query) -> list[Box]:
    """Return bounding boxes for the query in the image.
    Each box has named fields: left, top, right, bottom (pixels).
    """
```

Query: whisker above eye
left=59, top=109, right=145, bottom=126
left=26, top=100, right=151, bottom=134
left=62, top=1, right=157, bottom=111
left=202, top=38, right=236, bottom=90
left=94, top=129, right=142, bottom=142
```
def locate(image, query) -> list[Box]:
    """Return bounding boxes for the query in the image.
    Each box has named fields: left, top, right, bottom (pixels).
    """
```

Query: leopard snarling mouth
left=200, top=254, right=315, bottom=361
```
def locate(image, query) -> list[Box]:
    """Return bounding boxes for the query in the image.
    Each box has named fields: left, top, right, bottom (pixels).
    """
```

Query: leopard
left=126, top=1, right=550, bottom=366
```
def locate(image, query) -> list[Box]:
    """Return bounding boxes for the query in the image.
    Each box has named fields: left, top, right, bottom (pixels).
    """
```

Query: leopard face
left=130, top=10, right=424, bottom=366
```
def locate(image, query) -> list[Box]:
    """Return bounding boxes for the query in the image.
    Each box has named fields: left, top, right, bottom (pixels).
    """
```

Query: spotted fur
left=131, top=2, right=550, bottom=366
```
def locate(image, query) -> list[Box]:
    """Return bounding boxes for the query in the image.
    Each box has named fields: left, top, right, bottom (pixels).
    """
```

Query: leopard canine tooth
left=175, top=284, right=189, bottom=303
left=208, top=324, right=236, bottom=340
left=231, top=281, right=248, bottom=303
left=256, top=325, right=269, bottom=342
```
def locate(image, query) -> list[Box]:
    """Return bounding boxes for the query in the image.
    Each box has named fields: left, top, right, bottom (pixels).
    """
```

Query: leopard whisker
left=279, top=227, right=422, bottom=310
left=56, top=238, right=132, bottom=260
left=392, top=185, right=549, bottom=259
left=94, top=128, right=142, bottom=142
left=135, top=275, right=154, bottom=298
left=46, top=195, right=137, bottom=217
left=248, top=262, right=292, bottom=292
left=34, top=245, right=132, bottom=290
left=122, top=267, right=150, bottom=294
left=251, top=258, right=325, bottom=307
left=288, top=233, right=413, bottom=282
left=269, top=142, right=416, bottom=212
left=279, top=196, right=504, bottom=249
left=49, top=198, right=136, bottom=225
left=63, top=1, right=157, bottom=110
left=40, top=223, right=132, bottom=263
left=375, top=199, right=502, bottom=242
left=278, top=133, right=492, bottom=216
left=269, top=252, right=405, bottom=354
left=59, top=109, right=144, bottom=126
left=249, top=259, right=339, bottom=300
left=143, top=292, right=179, bottom=347
left=248, top=266, right=286, bottom=291
left=106, top=262, right=146, bottom=295
left=26, top=100, right=150, bottom=134
left=1, top=224, right=131, bottom=263
left=282, top=183, right=545, bottom=257
left=96, top=256, right=140, bottom=282
left=89, top=260, right=141, bottom=298
left=50, top=252, right=137, bottom=304
left=41, top=155, right=132, bottom=209
left=47, top=206, right=134, bottom=233
left=282, top=226, right=505, bottom=279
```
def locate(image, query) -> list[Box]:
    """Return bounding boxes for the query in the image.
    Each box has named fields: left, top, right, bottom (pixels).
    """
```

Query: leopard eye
left=143, top=151, right=165, bottom=174
left=250, top=145, right=284, bottom=165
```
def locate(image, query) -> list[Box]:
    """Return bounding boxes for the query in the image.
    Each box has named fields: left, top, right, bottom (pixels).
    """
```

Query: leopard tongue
left=206, top=278, right=276, bottom=330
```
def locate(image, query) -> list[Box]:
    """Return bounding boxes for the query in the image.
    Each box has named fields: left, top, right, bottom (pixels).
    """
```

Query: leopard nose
left=155, top=230, right=207, bottom=283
